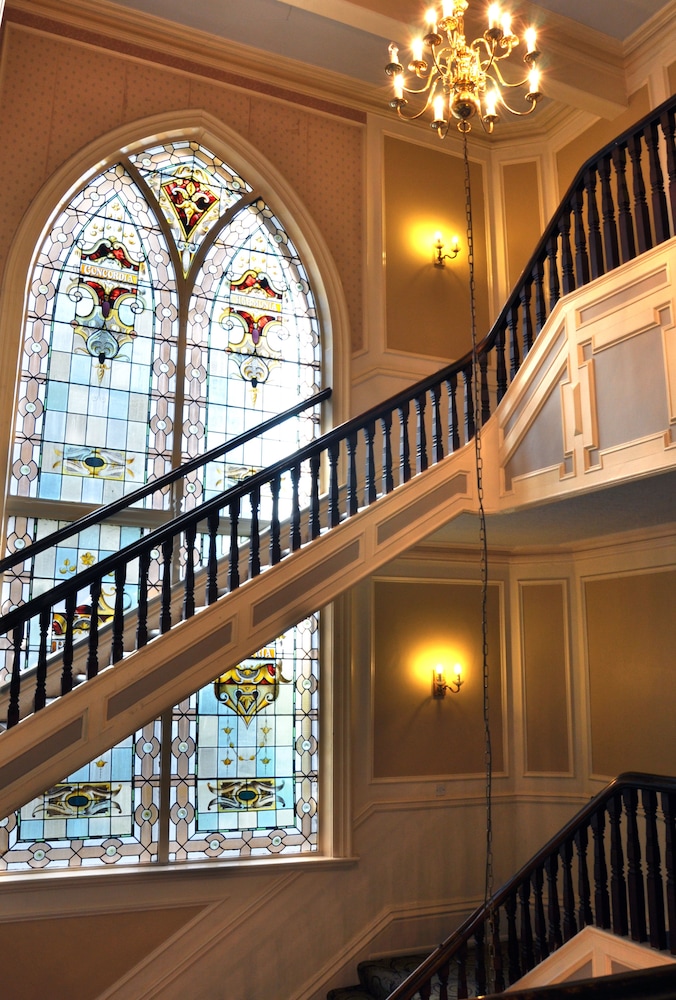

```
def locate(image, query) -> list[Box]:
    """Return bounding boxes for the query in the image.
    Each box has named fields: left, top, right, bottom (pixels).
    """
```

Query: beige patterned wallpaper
left=0, top=17, right=365, bottom=351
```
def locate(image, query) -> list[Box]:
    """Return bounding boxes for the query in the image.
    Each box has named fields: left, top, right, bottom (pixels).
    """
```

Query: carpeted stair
left=328, top=947, right=479, bottom=1000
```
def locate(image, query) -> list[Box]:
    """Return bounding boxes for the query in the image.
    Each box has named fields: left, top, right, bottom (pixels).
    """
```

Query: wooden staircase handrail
left=387, top=773, right=676, bottom=999
left=1, top=93, right=674, bottom=731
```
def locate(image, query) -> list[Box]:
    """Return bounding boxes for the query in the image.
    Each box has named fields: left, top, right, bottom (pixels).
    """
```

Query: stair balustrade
left=0, top=95, right=675, bottom=733
left=372, top=773, right=676, bottom=1000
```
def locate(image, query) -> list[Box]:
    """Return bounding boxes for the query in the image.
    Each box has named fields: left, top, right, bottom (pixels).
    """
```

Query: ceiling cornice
left=7, top=0, right=669, bottom=145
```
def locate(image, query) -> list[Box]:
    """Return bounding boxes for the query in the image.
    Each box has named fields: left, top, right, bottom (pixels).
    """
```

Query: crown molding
left=6, top=0, right=657, bottom=139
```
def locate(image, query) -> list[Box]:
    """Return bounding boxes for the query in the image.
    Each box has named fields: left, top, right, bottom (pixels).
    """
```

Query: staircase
left=328, top=773, right=676, bottom=1000
left=0, top=95, right=674, bottom=931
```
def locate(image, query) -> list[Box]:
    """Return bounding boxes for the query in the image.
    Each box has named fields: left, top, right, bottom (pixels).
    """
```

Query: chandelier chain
left=463, top=130, right=495, bottom=992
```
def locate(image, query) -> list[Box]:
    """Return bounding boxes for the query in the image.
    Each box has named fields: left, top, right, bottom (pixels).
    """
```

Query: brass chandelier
left=385, top=0, right=541, bottom=135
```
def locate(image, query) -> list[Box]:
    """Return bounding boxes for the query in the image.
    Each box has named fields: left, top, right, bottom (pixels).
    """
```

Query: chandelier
left=385, top=0, right=541, bottom=135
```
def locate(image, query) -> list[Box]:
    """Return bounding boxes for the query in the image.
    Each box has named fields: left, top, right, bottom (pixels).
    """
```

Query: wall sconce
left=433, top=663, right=464, bottom=698
left=434, top=233, right=460, bottom=267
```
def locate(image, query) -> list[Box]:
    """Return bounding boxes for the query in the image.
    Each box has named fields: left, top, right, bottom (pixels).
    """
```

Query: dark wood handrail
left=0, top=387, right=331, bottom=575
left=387, top=773, right=676, bottom=999
left=1, top=93, right=674, bottom=729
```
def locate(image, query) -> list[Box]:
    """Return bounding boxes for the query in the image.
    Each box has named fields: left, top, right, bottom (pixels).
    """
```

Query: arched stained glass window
left=0, top=139, right=323, bottom=869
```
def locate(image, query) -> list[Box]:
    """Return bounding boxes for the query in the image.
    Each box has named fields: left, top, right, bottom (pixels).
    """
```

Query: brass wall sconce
left=433, top=663, right=464, bottom=698
left=434, top=234, right=460, bottom=267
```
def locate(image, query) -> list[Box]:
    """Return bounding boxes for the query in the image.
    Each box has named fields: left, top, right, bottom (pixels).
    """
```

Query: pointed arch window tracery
left=0, top=140, right=322, bottom=870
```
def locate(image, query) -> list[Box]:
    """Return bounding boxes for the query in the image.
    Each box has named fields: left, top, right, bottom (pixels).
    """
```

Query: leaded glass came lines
left=0, top=139, right=323, bottom=869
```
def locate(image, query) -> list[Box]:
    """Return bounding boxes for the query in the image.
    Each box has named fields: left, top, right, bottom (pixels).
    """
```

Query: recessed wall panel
left=521, top=581, right=570, bottom=774
left=373, top=579, right=503, bottom=779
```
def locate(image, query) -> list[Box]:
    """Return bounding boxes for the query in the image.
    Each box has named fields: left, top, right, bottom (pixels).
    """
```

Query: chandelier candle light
left=385, top=0, right=541, bottom=135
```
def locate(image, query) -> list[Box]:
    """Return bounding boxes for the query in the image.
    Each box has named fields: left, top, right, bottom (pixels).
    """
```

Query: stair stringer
left=0, top=450, right=477, bottom=820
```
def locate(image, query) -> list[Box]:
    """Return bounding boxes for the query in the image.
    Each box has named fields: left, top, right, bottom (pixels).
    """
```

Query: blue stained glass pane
left=2, top=141, right=322, bottom=870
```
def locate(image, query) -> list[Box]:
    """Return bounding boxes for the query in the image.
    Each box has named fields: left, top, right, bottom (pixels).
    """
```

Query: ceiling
left=106, top=0, right=670, bottom=88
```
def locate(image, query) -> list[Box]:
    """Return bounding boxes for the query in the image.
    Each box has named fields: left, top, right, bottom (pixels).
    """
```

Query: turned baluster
left=112, top=565, right=126, bottom=661
left=584, top=168, right=605, bottom=279
left=608, top=793, right=629, bottom=936
left=520, top=280, right=534, bottom=357
left=328, top=444, right=340, bottom=527
left=494, top=322, right=507, bottom=401
left=532, top=866, right=549, bottom=963
left=228, top=498, right=240, bottom=591
left=546, top=231, right=560, bottom=312
left=560, top=204, right=575, bottom=294
left=398, top=401, right=411, bottom=484
left=7, top=621, right=24, bottom=728
left=612, top=144, right=636, bottom=262
left=508, top=303, right=520, bottom=380
left=661, top=790, right=676, bottom=954
left=364, top=420, right=376, bottom=504
left=86, top=577, right=102, bottom=676
left=474, top=920, right=486, bottom=996
left=437, top=957, right=450, bottom=1000
left=533, top=257, right=547, bottom=334
left=490, top=907, right=505, bottom=992
left=505, top=890, right=521, bottom=983
left=206, top=510, right=220, bottom=602
left=137, top=546, right=150, bottom=649
left=642, top=787, right=667, bottom=950
left=480, top=354, right=490, bottom=423
left=560, top=838, right=578, bottom=942
left=628, top=131, right=652, bottom=253
left=414, top=392, right=428, bottom=474
left=646, top=120, right=670, bottom=244
left=519, top=879, right=535, bottom=973
left=309, top=456, right=321, bottom=539
left=431, top=383, right=444, bottom=464
left=446, top=374, right=460, bottom=453
left=34, top=607, right=50, bottom=710
left=346, top=431, right=358, bottom=517
left=380, top=412, right=394, bottom=494
left=545, top=852, right=563, bottom=950
left=160, top=538, right=173, bottom=634
left=660, top=106, right=676, bottom=233
left=599, top=153, right=620, bottom=270
left=183, top=520, right=197, bottom=618
left=590, top=808, right=611, bottom=929
left=456, top=939, right=468, bottom=999
left=290, top=463, right=301, bottom=549
left=623, top=786, right=647, bottom=942
left=462, top=364, right=475, bottom=442
left=270, top=473, right=282, bottom=562
left=572, top=186, right=590, bottom=286
left=574, top=825, right=594, bottom=928
left=249, top=486, right=262, bottom=575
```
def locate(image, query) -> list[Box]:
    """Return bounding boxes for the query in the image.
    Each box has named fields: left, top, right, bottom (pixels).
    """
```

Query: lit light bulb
left=411, top=36, right=424, bottom=62
left=501, top=13, right=512, bottom=37
left=425, top=7, right=438, bottom=32
left=488, top=3, right=501, bottom=29
left=525, top=27, right=537, bottom=53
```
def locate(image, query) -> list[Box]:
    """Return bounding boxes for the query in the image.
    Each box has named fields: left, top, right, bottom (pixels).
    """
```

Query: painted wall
left=383, top=136, right=490, bottom=362
left=0, top=5, right=674, bottom=1000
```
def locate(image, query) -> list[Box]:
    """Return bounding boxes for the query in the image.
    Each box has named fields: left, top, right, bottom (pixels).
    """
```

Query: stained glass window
left=0, top=140, right=323, bottom=869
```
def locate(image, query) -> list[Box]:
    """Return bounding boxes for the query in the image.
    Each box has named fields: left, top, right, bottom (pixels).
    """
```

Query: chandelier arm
left=400, top=73, right=439, bottom=99
left=396, top=101, right=437, bottom=122
left=494, top=96, right=539, bottom=116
